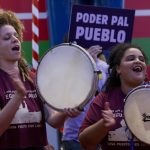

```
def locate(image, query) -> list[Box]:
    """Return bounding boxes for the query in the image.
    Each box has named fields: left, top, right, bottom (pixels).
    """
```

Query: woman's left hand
left=101, top=102, right=116, bottom=128
left=63, top=107, right=82, bottom=118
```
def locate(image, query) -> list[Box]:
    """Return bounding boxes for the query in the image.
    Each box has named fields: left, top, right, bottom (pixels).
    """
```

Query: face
left=0, top=25, right=21, bottom=63
left=116, top=48, right=147, bottom=87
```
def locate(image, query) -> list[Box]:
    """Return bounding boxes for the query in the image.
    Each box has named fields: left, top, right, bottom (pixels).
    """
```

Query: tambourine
left=124, top=85, right=150, bottom=144
left=36, top=43, right=98, bottom=111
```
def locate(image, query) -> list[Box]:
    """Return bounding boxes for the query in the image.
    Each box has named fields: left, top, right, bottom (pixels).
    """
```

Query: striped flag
left=32, top=0, right=39, bottom=71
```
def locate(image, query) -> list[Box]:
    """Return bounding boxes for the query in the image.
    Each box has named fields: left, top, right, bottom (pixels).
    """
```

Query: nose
left=12, top=35, right=19, bottom=43
left=135, top=57, right=140, bottom=61
left=134, top=57, right=142, bottom=63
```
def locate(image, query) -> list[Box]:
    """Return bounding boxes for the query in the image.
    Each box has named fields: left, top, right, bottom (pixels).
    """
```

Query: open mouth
left=132, top=66, right=143, bottom=72
left=12, top=45, right=20, bottom=51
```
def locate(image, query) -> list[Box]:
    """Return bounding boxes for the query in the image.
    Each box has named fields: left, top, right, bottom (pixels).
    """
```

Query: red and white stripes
left=32, top=0, right=39, bottom=71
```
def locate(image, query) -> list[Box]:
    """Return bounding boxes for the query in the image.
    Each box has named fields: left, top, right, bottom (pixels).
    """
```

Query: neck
left=121, top=84, right=133, bottom=95
left=121, top=81, right=144, bottom=95
left=0, top=61, right=19, bottom=75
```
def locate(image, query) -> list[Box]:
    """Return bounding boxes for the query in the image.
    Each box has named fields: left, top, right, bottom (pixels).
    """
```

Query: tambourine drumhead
left=124, top=85, right=150, bottom=145
left=36, top=43, right=98, bottom=111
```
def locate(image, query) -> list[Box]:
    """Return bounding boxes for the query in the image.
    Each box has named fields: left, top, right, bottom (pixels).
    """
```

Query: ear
left=116, top=65, right=121, bottom=74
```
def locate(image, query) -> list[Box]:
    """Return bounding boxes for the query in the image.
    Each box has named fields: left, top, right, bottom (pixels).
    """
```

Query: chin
left=134, top=80, right=144, bottom=87
left=11, top=57, right=21, bottom=61
left=134, top=75, right=145, bottom=81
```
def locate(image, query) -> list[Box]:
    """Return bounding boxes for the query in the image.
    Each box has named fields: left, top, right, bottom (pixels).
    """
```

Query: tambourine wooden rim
left=36, top=43, right=98, bottom=111
left=124, top=84, right=150, bottom=145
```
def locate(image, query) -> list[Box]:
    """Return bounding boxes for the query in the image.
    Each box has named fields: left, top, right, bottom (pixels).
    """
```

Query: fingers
left=102, top=102, right=116, bottom=128
left=102, top=102, right=113, bottom=118
left=6, top=70, right=26, bottom=96
left=87, top=45, right=102, bottom=61
left=104, top=101, right=110, bottom=110
left=64, top=107, right=81, bottom=118
left=88, top=45, right=102, bottom=51
left=77, top=106, right=84, bottom=112
left=11, top=79, right=26, bottom=97
left=44, top=144, right=54, bottom=150
left=88, top=46, right=102, bottom=56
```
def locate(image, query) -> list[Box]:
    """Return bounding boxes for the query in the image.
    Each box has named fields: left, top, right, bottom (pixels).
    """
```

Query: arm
left=0, top=79, right=26, bottom=136
left=79, top=102, right=116, bottom=149
left=44, top=104, right=81, bottom=128
left=44, top=104, right=67, bottom=128
left=79, top=119, right=109, bottom=150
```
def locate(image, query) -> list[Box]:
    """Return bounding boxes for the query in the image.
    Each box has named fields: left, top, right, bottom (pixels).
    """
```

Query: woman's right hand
left=87, top=45, right=102, bottom=61
left=8, top=70, right=26, bottom=99
left=12, top=79, right=26, bottom=98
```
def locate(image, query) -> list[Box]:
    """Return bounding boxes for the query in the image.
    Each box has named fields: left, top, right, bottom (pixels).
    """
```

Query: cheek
left=0, top=41, right=8, bottom=48
left=0, top=50, right=7, bottom=58
left=118, top=64, right=129, bottom=75
left=0, top=44, right=10, bottom=57
left=0, top=41, right=10, bottom=50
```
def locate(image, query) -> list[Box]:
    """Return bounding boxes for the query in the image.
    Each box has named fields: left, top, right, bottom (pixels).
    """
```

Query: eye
left=14, top=33, right=19, bottom=39
left=139, top=56, right=145, bottom=62
left=3, top=35, right=11, bottom=40
left=126, top=55, right=135, bottom=61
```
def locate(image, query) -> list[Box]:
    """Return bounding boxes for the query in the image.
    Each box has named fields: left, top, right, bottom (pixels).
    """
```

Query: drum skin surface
left=36, top=43, right=98, bottom=111
left=124, top=85, right=150, bottom=145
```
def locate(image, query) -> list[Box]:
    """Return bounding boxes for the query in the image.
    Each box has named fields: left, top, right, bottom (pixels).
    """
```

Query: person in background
left=88, top=45, right=109, bottom=91
left=61, top=45, right=109, bottom=150
left=44, top=144, right=54, bottom=150
left=79, top=43, right=150, bottom=150
left=0, top=9, right=80, bottom=150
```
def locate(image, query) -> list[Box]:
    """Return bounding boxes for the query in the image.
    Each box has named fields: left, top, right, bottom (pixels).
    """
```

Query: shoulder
left=96, top=59, right=109, bottom=74
left=91, top=91, right=108, bottom=108
left=96, top=59, right=109, bottom=68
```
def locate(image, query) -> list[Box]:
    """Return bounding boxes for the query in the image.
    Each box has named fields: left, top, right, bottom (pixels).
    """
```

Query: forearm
left=0, top=93, right=23, bottom=136
left=48, top=111, right=67, bottom=128
left=44, top=104, right=67, bottom=128
left=79, top=119, right=109, bottom=149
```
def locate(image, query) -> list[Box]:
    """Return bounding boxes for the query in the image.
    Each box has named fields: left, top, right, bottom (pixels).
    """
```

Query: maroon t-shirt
left=0, top=69, right=47, bottom=149
left=80, top=87, right=150, bottom=150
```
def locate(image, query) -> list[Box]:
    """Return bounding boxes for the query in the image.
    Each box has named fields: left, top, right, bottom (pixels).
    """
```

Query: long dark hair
left=104, top=43, right=148, bottom=92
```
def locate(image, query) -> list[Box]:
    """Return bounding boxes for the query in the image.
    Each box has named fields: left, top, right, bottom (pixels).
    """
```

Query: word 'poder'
left=75, top=12, right=129, bottom=42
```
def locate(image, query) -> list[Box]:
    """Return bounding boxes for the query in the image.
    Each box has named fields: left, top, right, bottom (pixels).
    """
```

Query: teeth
left=12, top=46, right=19, bottom=51
left=133, top=66, right=142, bottom=72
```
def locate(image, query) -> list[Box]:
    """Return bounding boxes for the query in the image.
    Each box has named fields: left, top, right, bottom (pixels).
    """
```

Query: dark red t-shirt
left=80, top=87, right=150, bottom=150
left=0, top=69, right=47, bottom=149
